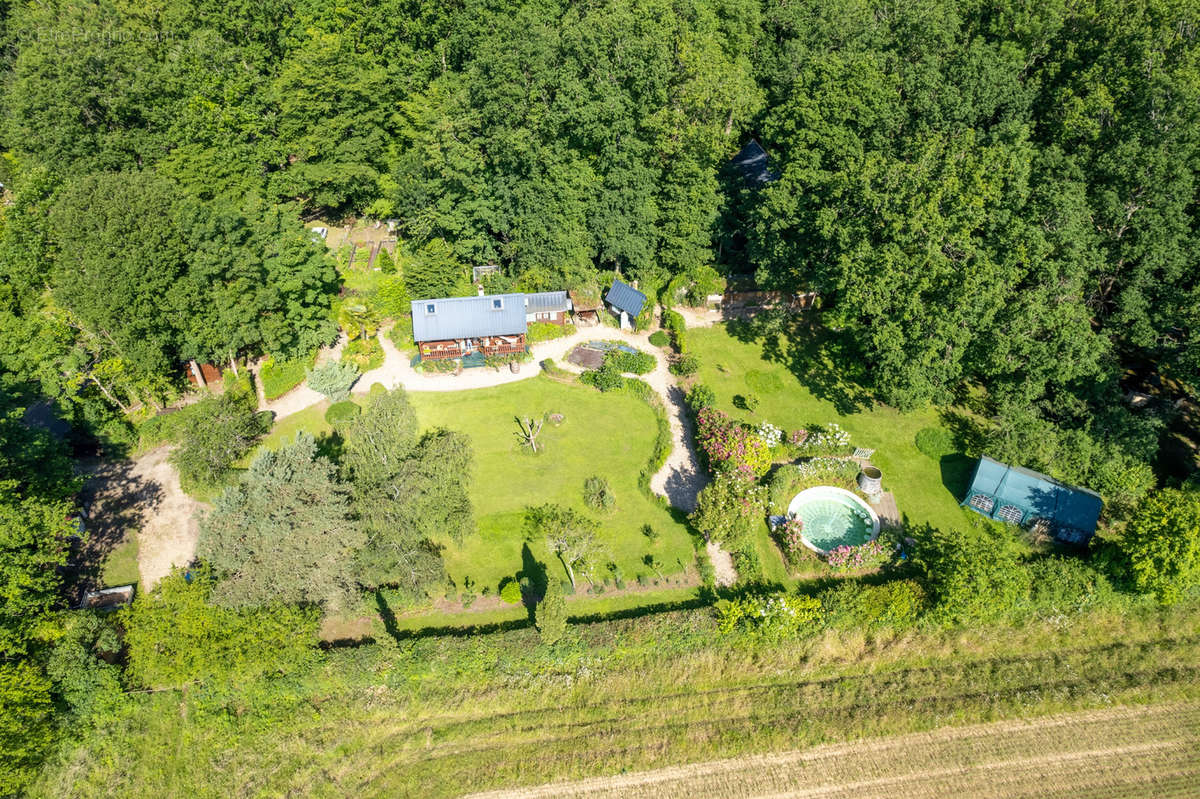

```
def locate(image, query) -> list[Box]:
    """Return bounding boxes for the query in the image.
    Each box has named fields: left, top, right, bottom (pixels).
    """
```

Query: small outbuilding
left=604, top=279, right=647, bottom=329
left=962, top=456, right=1103, bottom=545
left=523, top=291, right=573, bottom=325
left=730, top=139, right=780, bottom=188
left=568, top=288, right=603, bottom=326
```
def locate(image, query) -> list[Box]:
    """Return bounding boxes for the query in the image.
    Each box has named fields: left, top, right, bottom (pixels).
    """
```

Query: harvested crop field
left=470, top=702, right=1200, bottom=799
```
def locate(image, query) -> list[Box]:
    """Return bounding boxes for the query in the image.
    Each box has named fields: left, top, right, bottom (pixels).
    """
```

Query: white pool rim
left=786, top=486, right=882, bottom=556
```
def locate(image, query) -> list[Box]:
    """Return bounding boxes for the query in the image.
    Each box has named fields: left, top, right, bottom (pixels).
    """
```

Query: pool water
left=787, top=487, right=880, bottom=553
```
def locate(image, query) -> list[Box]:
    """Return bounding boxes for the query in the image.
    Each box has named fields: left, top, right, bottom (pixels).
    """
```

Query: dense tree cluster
left=0, top=0, right=1194, bottom=480
left=740, top=0, right=1199, bottom=494
left=199, top=388, right=473, bottom=606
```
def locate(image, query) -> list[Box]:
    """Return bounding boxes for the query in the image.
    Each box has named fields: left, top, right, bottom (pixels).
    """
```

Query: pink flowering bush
left=776, top=516, right=819, bottom=570
left=696, top=408, right=771, bottom=477
left=781, top=517, right=805, bottom=554
left=825, top=538, right=891, bottom=573
left=690, top=471, right=767, bottom=550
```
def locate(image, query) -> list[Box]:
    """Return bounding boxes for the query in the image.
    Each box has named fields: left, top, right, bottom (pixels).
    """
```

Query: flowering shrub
left=826, top=538, right=891, bottom=573
left=716, top=593, right=823, bottom=641
left=696, top=408, right=771, bottom=476
left=767, top=458, right=861, bottom=511
left=806, top=422, right=851, bottom=453
left=690, top=471, right=767, bottom=550
left=781, top=517, right=805, bottom=554
left=756, top=421, right=783, bottom=448
left=790, top=429, right=809, bottom=446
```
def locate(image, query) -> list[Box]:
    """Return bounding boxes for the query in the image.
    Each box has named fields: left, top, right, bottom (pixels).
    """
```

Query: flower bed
left=826, top=538, right=891, bottom=573
left=696, top=408, right=771, bottom=477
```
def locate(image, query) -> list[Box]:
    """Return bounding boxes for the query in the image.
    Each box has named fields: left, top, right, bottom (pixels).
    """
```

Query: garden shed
left=962, top=456, right=1103, bottom=544
left=604, top=279, right=646, bottom=329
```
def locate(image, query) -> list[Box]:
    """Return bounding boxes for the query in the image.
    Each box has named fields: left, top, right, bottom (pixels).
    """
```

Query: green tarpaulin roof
left=963, top=456, right=1103, bottom=537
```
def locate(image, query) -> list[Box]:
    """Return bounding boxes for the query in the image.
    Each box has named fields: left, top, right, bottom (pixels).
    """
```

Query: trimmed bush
left=648, top=330, right=670, bottom=347
left=324, top=401, right=361, bottom=427
left=306, top=360, right=360, bottom=401
left=260, top=354, right=313, bottom=400
left=670, top=353, right=699, bottom=377
left=605, top=348, right=655, bottom=375
left=499, top=578, right=522, bottom=604
left=661, top=309, right=687, bottom=353
left=915, top=427, right=956, bottom=460
left=580, top=361, right=624, bottom=392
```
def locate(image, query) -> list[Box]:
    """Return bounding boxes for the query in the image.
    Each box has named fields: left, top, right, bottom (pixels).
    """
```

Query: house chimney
left=477, top=286, right=485, bottom=296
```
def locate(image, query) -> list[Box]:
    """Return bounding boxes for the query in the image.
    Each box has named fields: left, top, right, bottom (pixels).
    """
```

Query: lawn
left=248, top=377, right=698, bottom=602
left=688, top=322, right=985, bottom=556
left=101, top=535, right=140, bottom=588
left=408, top=377, right=697, bottom=595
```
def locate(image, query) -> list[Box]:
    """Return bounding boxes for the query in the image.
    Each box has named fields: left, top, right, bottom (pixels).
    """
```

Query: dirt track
left=464, top=702, right=1200, bottom=799
left=83, top=446, right=202, bottom=589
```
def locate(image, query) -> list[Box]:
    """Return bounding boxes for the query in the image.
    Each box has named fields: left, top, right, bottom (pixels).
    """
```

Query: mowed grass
left=690, top=323, right=979, bottom=534
left=493, top=702, right=1200, bottom=799
left=408, top=378, right=696, bottom=593
left=246, top=378, right=697, bottom=599
left=100, top=535, right=140, bottom=588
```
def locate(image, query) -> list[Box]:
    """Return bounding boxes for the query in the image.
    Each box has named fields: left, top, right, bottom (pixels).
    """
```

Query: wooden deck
left=873, top=491, right=902, bottom=530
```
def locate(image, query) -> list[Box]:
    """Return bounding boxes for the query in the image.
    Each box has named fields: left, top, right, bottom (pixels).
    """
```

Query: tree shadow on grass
left=939, top=408, right=989, bottom=455
left=726, top=314, right=873, bottom=416
left=940, top=454, right=975, bottom=503
left=519, top=543, right=548, bottom=620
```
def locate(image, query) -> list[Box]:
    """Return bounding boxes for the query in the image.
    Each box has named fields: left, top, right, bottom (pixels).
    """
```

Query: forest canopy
left=0, top=0, right=1195, bottom=467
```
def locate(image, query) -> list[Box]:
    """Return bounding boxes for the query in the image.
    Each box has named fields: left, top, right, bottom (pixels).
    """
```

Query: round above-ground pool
left=786, top=486, right=881, bottom=554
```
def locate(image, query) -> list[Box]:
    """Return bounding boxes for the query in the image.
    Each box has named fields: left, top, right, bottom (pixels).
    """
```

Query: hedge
left=260, top=354, right=313, bottom=400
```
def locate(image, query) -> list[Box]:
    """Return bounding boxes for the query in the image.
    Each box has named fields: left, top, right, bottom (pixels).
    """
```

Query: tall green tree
left=198, top=434, right=363, bottom=609
left=342, top=390, right=473, bottom=594
left=1121, top=488, right=1200, bottom=605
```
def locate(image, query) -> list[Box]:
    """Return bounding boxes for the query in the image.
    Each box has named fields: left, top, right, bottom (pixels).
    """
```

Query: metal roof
left=524, top=291, right=571, bottom=313
left=963, top=456, right=1103, bottom=536
left=730, top=139, right=780, bottom=187
left=604, top=279, right=647, bottom=318
left=410, top=294, right=528, bottom=342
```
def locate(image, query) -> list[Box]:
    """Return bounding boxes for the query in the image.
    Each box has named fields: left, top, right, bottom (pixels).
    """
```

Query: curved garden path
left=257, top=316, right=735, bottom=586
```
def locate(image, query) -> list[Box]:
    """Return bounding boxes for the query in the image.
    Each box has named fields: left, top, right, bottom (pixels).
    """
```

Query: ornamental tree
left=198, top=434, right=363, bottom=609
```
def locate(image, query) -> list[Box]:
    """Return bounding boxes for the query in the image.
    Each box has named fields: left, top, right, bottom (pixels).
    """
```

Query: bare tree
left=515, top=415, right=544, bottom=453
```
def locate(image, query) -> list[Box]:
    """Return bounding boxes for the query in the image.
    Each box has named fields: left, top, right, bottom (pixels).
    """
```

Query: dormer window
left=425, top=303, right=436, bottom=315
left=491, top=298, right=504, bottom=310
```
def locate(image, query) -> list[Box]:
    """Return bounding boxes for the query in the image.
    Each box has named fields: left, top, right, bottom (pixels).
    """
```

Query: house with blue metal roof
left=962, top=456, right=1104, bottom=544
left=604, top=279, right=647, bottom=329
left=411, top=294, right=529, bottom=361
